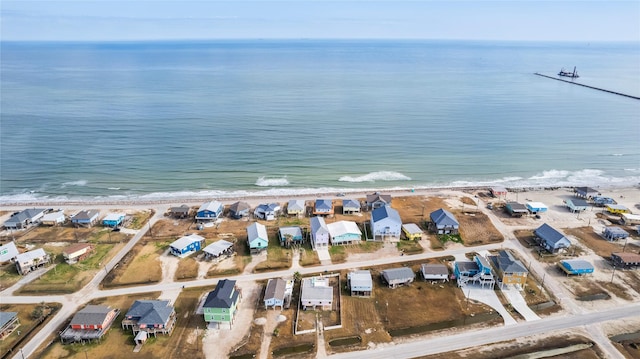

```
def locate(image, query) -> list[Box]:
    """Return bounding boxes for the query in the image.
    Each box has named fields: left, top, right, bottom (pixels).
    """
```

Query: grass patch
left=299, top=246, right=321, bottom=267
left=175, top=257, right=199, bottom=281
left=0, top=303, right=61, bottom=358
left=0, top=263, right=22, bottom=290
left=564, top=227, right=627, bottom=258
left=440, top=234, right=462, bottom=244
left=103, top=242, right=163, bottom=287
left=128, top=210, right=155, bottom=230
left=329, top=246, right=347, bottom=263
left=397, top=240, right=424, bottom=255
left=253, top=234, right=292, bottom=273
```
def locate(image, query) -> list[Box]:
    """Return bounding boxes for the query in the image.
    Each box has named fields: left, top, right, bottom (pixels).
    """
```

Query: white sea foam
left=612, top=153, right=624, bottom=156
left=107, top=187, right=121, bottom=190
left=61, top=180, right=88, bottom=187
left=255, top=176, right=289, bottom=187
left=339, top=171, right=411, bottom=183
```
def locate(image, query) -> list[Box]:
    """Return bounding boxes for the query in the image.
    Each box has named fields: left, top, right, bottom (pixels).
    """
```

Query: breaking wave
left=339, top=171, right=411, bottom=183
left=255, top=176, right=289, bottom=187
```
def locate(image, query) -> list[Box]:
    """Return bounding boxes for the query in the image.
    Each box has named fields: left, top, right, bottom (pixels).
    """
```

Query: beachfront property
left=254, top=203, right=281, bottom=220
left=71, top=210, right=100, bottom=227
left=341, top=199, right=361, bottom=215
left=402, top=223, right=423, bottom=240
left=102, top=213, right=126, bottom=227
left=247, top=222, right=269, bottom=253
left=347, top=270, right=373, bottom=296
left=229, top=201, right=251, bottom=219
left=300, top=276, right=333, bottom=310
left=63, top=243, right=94, bottom=264
left=122, top=300, right=176, bottom=341
left=41, top=210, right=66, bottom=226
left=611, top=252, right=640, bottom=270
left=505, top=202, right=529, bottom=217
left=489, top=250, right=528, bottom=288
left=602, top=226, right=629, bottom=242
left=0, top=242, right=19, bottom=263
left=489, top=186, right=508, bottom=199
left=429, top=208, right=459, bottom=235
left=0, top=312, right=20, bottom=340
left=203, top=240, right=234, bottom=261
left=15, top=248, right=51, bottom=275
left=592, top=196, right=617, bottom=207
left=534, top=223, right=571, bottom=253
left=328, top=220, right=362, bottom=245
left=565, top=198, right=589, bottom=213
left=621, top=213, right=640, bottom=225
left=3, top=208, right=47, bottom=230
left=370, top=205, right=402, bottom=241
left=381, top=267, right=415, bottom=288
left=196, top=201, right=224, bottom=221
left=169, top=234, right=204, bottom=257
left=278, top=226, right=304, bottom=247
left=313, top=199, right=334, bottom=216
left=365, top=193, right=392, bottom=210
left=203, top=279, right=241, bottom=328
left=606, top=204, right=631, bottom=215
left=454, top=256, right=495, bottom=288
left=60, top=305, right=119, bottom=344
left=420, top=263, right=449, bottom=282
left=168, top=205, right=191, bottom=218
left=310, top=216, right=330, bottom=249
left=526, top=202, right=548, bottom=214
left=264, top=278, right=292, bottom=309
left=558, top=259, right=594, bottom=276
left=286, top=199, right=306, bottom=217
left=574, top=186, right=599, bottom=199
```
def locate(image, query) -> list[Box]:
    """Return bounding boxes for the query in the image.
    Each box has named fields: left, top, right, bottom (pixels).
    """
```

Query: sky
left=1, top=1, right=639, bottom=42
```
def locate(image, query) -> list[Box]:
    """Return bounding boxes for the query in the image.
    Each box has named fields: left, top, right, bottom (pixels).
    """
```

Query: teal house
left=203, top=279, right=241, bottom=328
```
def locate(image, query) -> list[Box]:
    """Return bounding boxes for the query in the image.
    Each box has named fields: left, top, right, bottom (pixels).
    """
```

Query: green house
left=203, top=279, right=241, bottom=328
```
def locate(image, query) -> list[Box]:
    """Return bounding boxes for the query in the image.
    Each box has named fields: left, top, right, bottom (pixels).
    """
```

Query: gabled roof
left=229, top=201, right=251, bottom=213
left=566, top=198, right=589, bottom=207
left=348, top=270, right=372, bottom=288
left=382, top=267, right=415, bottom=281
left=170, top=205, right=190, bottom=213
left=198, top=201, right=223, bottom=213
left=575, top=187, right=599, bottom=195
left=256, top=203, right=280, bottom=212
left=0, top=312, right=18, bottom=328
left=506, top=202, right=528, bottom=212
left=534, top=224, right=568, bottom=245
left=402, top=223, right=423, bottom=235
left=604, top=226, right=629, bottom=236
left=310, top=217, right=329, bottom=235
left=327, top=221, right=361, bottom=237
left=342, top=199, right=361, bottom=209
left=455, top=261, right=479, bottom=273
left=204, top=279, right=239, bottom=309
left=41, top=211, right=65, bottom=222
left=264, top=278, right=286, bottom=301
left=70, top=305, right=114, bottom=326
left=421, top=263, right=449, bottom=276
left=372, top=205, right=401, bottom=224
left=0, top=242, right=19, bottom=262
left=203, top=240, right=233, bottom=257
left=63, top=243, right=92, bottom=256
left=170, top=234, right=204, bottom=250
left=287, top=200, right=306, bottom=212
left=4, top=208, right=47, bottom=225
left=612, top=252, right=640, bottom=263
left=71, top=210, right=100, bottom=221
left=526, top=202, right=547, bottom=210
left=430, top=208, right=459, bottom=227
left=247, top=222, right=268, bottom=241
left=366, top=193, right=392, bottom=205
left=314, top=199, right=333, bottom=211
left=15, top=248, right=47, bottom=263
left=125, top=300, right=173, bottom=325
left=492, top=250, right=528, bottom=274
left=279, top=226, right=303, bottom=238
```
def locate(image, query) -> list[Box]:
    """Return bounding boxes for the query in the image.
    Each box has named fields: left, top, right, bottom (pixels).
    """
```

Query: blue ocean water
left=1, top=40, right=639, bottom=203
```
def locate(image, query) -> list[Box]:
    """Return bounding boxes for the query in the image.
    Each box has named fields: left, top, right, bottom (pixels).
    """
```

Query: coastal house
left=611, top=252, right=640, bottom=270
left=278, top=226, right=304, bottom=247
left=602, top=227, right=629, bottom=242
left=203, top=279, right=241, bottom=328
left=63, top=243, right=94, bottom=264
left=592, top=196, right=616, bottom=207
left=347, top=270, right=373, bottom=296
left=264, top=278, right=292, bottom=309
left=196, top=201, right=224, bottom=221
left=247, top=222, right=269, bottom=253
left=102, top=213, right=126, bottom=228
left=0, top=242, right=19, bottom=263
left=505, top=202, right=529, bottom=217
left=327, top=221, right=362, bottom=245
left=71, top=210, right=100, bottom=227
left=429, top=208, right=459, bottom=235
left=313, top=199, right=334, bottom=216
left=489, top=250, right=528, bottom=288
left=381, top=267, right=415, bottom=288
left=229, top=201, right=251, bottom=219
left=286, top=200, right=306, bottom=217
left=454, top=256, right=495, bottom=288
left=341, top=199, right=361, bottom=215
left=565, top=198, right=589, bottom=213
left=621, top=213, right=640, bottom=225
left=15, top=248, right=51, bottom=275
left=203, top=240, right=234, bottom=261
left=420, top=263, right=449, bottom=282
left=41, top=210, right=66, bottom=226
left=168, top=205, right=191, bottom=218
left=254, top=203, right=281, bottom=221
left=121, top=300, right=176, bottom=338
left=310, top=216, right=330, bottom=249
left=0, top=312, right=20, bottom=340
left=489, top=186, right=508, bottom=199
left=558, top=259, right=594, bottom=276
left=606, top=204, right=630, bottom=215
left=526, top=202, right=548, bottom=214
left=575, top=187, right=599, bottom=199
left=3, top=208, right=47, bottom=230
left=300, top=276, right=333, bottom=310
left=402, top=223, right=423, bottom=240
left=169, top=234, right=204, bottom=257
left=534, top=223, right=571, bottom=253
left=365, top=193, right=392, bottom=210
left=60, top=305, right=119, bottom=344
left=370, top=205, right=402, bottom=241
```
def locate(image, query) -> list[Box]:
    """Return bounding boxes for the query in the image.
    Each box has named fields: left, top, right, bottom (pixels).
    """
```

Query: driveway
left=499, top=286, right=540, bottom=321
left=463, top=284, right=517, bottom=326
left=316, top=248, right=331, bottom=264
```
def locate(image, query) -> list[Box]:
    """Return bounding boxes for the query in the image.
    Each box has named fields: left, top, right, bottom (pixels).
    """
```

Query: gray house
left=264, top=278, right=289, bottom=309
left=602, top=226, right=629, bottom=241
left=366, top=193, right=392, bottom=209
left=381, top=267, right=415, bottom=288
left=420, top=263, right=449, bottom=282
left=347, top=270, right=373, bottom=296
left=430, top=208, right=459, bottom=235
left=534, top=223, right=571, bottom=253
left=3, top=208, right=47, bottom=229
left=575, top=187, right=599, bottom=199
left=229, top=201, right=251, bottom=219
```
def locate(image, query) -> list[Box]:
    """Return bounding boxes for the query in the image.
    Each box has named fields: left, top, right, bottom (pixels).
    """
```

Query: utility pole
left=611, top=266, right=617, bottom=283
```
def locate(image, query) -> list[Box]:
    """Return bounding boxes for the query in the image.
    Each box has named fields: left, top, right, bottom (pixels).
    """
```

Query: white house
left=254, top=203, right=281, bottom=221
left=15, top=248, right=51, bottom=275
left=327, top=221, right=361, bottom=245
left=310, top=217, right=330, bottom=249
left=300, top=277, right=333, bottom=310
left=0, top=242, right=19, bottom=263
left=347, top=270, right=373, bottom=297
left=370, top=205, right=402, bottom=241
left=41, top=211, right=66, bottom=226
left=264, top=278, right=292, bottom=310
left=287, top=200, right=306, bottom=217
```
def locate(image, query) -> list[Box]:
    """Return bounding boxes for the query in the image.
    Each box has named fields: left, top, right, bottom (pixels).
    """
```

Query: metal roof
left=492, top=250, right=528, bottom=274
left=198, top=201, right=223, bottom=213
left=430, top=208, right=459, bottom=227
left=264, top=278, right=286, bottom=301
left=327, top=221, right=361, bottom=237
left=0, top=312, right=18, bottom=329
left=125, top=300, right=174, bottom=325
left=203, top=240, right=233, bottom=257
left=287, top=200, right=306, bottom=211
left=15, top=248, right=47, bottom=263
left=560, top=259, right=594, bottom=271
left=0, top=242, right=19, bottom=262
left=534, top=223, right=568, bottom=245
left=348, top=270, right=373, bottom=289
left=204, top=279, right=239, bottom=309
left=247, top=222, right=268, bottom=241
left=70, top=305, right=114, bottom=326
left=420, top=263, right=449, bottom=276
left=382, top=267, right=415, bottom=282
left=170, top=234, right=204, bottom=250
left=314, top=199, right=333, bottom=211
left=71, top=209, right=100, bottom=221
left=372, top=205, right=401, bottom=224
left=279, top=226, right=303, bottom=238
left=310, top=216, right=329, bottom=235
left=342, top=199, right=361, bottom=209
left=402, top=223, right=423, bottom=235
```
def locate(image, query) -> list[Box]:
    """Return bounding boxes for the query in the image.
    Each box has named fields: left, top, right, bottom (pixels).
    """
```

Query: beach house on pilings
left=534, top=223, right=571, bottom=253
left=454, top=256, right=495, bottom=288
left=196, top=201, right=224, bottom=222
left=203, top=279, right=241, bottom=328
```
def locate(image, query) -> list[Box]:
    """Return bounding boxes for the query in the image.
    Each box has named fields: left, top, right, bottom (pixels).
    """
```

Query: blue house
left=526, top=202, right=548, bottom=214
left=328, top=221, right=362, bottom=245
left=430, top=208, right=459, bottom=235
left=534, top=223, right=571, bottom=253
left=169, top=234, right=204, bottom=257
left=71, top=210, right=101, bottom=227
left=602, top=226, right=629, bottom=241
left=247, top=222, right=269, bottom=253
left=313, top=199, right=334, bottom=216
left=196, top=201, right=224, bottom=221
left=370, top=205, right=402, bottom=241
left=559, top=259, right=594, bottom=276
left=454, top=256, right=495, bottom=288
left=102, top=213, right=126, bottom=227
left=565, top=199, right=589, bottom=213
left=278, top=226, right=304, bottom=247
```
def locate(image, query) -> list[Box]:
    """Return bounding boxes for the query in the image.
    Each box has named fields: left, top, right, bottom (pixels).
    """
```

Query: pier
left=534, top=73, right=640, bottom=100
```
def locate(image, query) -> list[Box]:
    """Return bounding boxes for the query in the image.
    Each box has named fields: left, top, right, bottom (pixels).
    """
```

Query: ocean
left=1, top=40, right=639, bottom=203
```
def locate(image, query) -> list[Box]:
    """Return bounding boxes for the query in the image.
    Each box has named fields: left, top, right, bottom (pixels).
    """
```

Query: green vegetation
left=396, top=240, right=424, bottom=254
left=128, top=210, right=154, bottom=230
left=254, top=235, right=292, bottom=272
left=439, top=234, right=462, bottom=244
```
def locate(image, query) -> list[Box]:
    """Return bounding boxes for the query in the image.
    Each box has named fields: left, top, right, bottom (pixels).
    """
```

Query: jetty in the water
left=534, top=73, right=640, bottom=100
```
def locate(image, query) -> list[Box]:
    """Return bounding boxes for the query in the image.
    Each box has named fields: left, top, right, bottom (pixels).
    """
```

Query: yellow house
left=490, top=250, right=528, bottom=288
left=401, top=223, right=423, bottom=240
left=606, top=204, right=631, bottom=215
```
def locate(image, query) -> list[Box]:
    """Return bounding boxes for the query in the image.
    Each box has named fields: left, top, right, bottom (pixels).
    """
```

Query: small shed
left=347, top=270, right=373, bottom=296
left=169, top=234, right=204, bottom=257
left=381, top=267, right=415, bottom=288
left=526, top=202, right=548, bottom=214
left=203, top=240, right=234, bottom=260
left=602, top=227, right=629, bottom=241
left=489, top=186, right=508, bottom=199
left=565, top=199, right=589, bottom=213
left=420, top=263, right=449, bottom=282
left=611, top=252, right=640, bottom=270
left=606, top=204, right=630, bottom=215
left=402, top=223, right=423, bottom=240
left=558, top=259, right=594, bottom=276
left=575, top=187, right=599, bottom=199
left=505, top=202, right=528, bottom=217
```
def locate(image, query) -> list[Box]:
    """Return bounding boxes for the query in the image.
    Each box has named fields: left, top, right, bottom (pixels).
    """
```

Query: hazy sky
left=2, top=1, right=639, bottom=42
